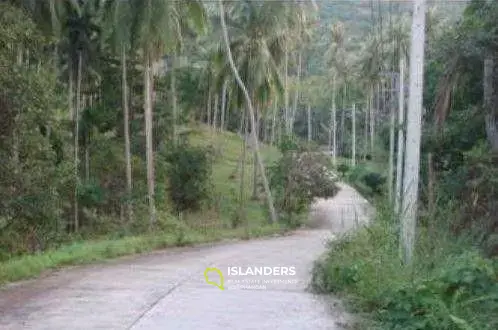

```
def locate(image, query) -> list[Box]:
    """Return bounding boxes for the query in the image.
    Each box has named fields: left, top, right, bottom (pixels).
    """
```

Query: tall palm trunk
left=171, top=52, right=178, bottom=144
left=484, top=57, right=498, bottom=151
left=122, top=45, right=133, bottom=222
left=371, top=83, right=379, bottom=154
left=369, top=84, right=374, bottom=153
left=329, top=73, right=337, bottom=166
left=220, top=80, right=228, bottom=131
left=395, top=55, right=405, bottom=217
left=252, top=108, right=260, bottom=200
left=219, top=0, right=277, bottom=223
left=213, top=93, right=219, bottom=131
left=144, top=52, right=156, bottom=227
left=13, top=48, right=22, bottom=170
left=401, top=0, right=426, bottom=265
left=307, top=104, right=312, bottom=142
left=364, top=91, right=369, bottom=160
left=271, top=99, right=277, bottom=145
left=84, top=95, right=90, bottom=182
left=284, top=47, right=290, bottom=134
left=352, top=103, right=356, bottom=166
left=239, top=109, right=248, bottom=215
left=206, top=86, right=212, bottom=126
left=340, top=85, right=346, bottom=155
left=291, top=51, right=302, bottom=130
left=388, top=78, right=395, bottom=204
left=74, top=51, right=82, bottom=232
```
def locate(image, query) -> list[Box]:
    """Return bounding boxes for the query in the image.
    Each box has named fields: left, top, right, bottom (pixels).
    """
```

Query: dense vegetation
left=311, top=0, right=498, bottom=329
left=0, top=0, right=338, bottom=283
left=0, top=0, right=496, bottom=328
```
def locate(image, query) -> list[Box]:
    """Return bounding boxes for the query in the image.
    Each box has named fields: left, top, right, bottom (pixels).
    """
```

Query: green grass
left=0, top=126, right=284, bottom=286
left=310, top=201, right=498, bottom=329
left=0, top=223, right=286, bottom=285
left=189, top=124, right=280, bottom=226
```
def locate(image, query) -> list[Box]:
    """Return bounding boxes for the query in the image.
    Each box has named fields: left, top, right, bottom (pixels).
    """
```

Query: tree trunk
left=332, top=76, right=337, bottom=166
left=219, top=0, right=278, bottom=223
left=144, top=53, right=156, bottom=227
left=401, top=0, right=426, bottom=265
left=84, top=95, right=90, bottom=182
left=122, top=46, right=133, bottom=223
left=207, top=87, right=212, bottom=126
left=427, top=152, right=435, bottom=219
left=395, top=55, right=405, bottom=217
left=220, top=80, right=228, bottom=132
left=291, top=51, right=302, bottom=131
left=284, top=47, right=290, bottom=134
left=307, top=104, right=312, bottom=142
left=171, top=52, right=178, bottom=144
left=74, top=51, right=82, bottom=232
left=364, top=91, right=369, bottom=160
left=271, top=99, right=277, bottom=145
left=340, top=106, right=345, bottom=156
left=388, top=79, right=395, bottom=204
left=352, top=103, right=356, bottom=166
left=213, top=93, right=219, bottom=131
left=329, top=73, right=337, bottom=166
left=252, top=109, right=260, bottom=200
left=371, top=83, right=378, bottom=154
left=239, top=109, right=248, bottom=220
left=13, top=48, right=22, bottom=169
left=369, top=85, right=374, bottom=153
left=484, top=57, right=498, bottom=151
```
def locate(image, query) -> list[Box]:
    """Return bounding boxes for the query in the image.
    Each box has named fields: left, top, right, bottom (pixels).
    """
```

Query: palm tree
left=213, top=0, right=287, bottom=200
left=218, top=0, right=277, bottom=223
left=103, top=0, right=134, bottom=223
left=130, top=0, right=206, bottom=227
left=325, top=21, right=345, bottom=166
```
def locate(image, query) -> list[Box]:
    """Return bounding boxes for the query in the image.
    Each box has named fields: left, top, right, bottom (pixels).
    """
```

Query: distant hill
left=307, top=0, right=468, bottom=76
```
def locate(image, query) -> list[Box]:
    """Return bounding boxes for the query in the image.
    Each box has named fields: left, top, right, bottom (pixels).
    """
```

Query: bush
left=310, top=205, right=498, bottom=330
left=164, top=142, right=212, bottom=214
left=337, top=163, right=350, bottom=177
left=363, top=172, right=386, bottom=195
left=269, top=141, right=339, bottom=227
left=344, top=164, right=385, bottom=198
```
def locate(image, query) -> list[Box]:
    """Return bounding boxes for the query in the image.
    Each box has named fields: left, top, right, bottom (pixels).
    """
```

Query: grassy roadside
left=0, top=126, right=287, bottom=286
left=0, top=223, right=287, bottom=285
left=310, top=196, right=498, bottom=329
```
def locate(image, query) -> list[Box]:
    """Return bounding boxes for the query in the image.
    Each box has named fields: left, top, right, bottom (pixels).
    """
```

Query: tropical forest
left=0, top=0, right=496, bottom=329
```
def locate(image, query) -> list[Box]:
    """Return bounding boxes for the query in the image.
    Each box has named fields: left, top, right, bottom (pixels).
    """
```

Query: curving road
left=0, top=183, right=371, bottom=330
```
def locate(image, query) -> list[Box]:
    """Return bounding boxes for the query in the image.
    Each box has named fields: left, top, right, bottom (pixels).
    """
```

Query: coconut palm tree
left=213, top=0, right=287, bottom=200
left=325, top=21, right=345, bottom=166
left=130, top=0, right=206, bottom=227
left=218, top=0, right=277, bottom=224
left=103, top=0, right=134, bottom=222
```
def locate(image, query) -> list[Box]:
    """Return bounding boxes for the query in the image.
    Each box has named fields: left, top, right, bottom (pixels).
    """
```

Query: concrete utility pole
left=401, top=0, right=426, bottom=265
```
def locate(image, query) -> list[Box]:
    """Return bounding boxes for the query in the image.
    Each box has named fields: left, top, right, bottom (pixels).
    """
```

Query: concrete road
left=0, top=183, right=370, bottom=330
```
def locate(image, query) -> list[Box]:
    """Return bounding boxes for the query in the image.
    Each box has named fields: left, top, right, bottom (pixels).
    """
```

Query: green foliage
left=336, top=163, right=350, bottom=177
left=311, top=206, right=498, bottom=330
left=269, top=140, right=339, bottom=227
left=164, top=142, right=213, bottom=214
left=344, top=164, right=386, bottom=198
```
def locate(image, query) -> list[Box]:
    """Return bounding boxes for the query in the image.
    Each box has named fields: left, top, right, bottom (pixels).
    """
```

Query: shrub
left=269, top=142, right=339, bottom=227
left=310, top=205, right=498, bottom=330
left=164, top=142, right=212, bottom=214
left=337, top=163, right=350, bottom=177
left=363, top=172, right=386, bottom=195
